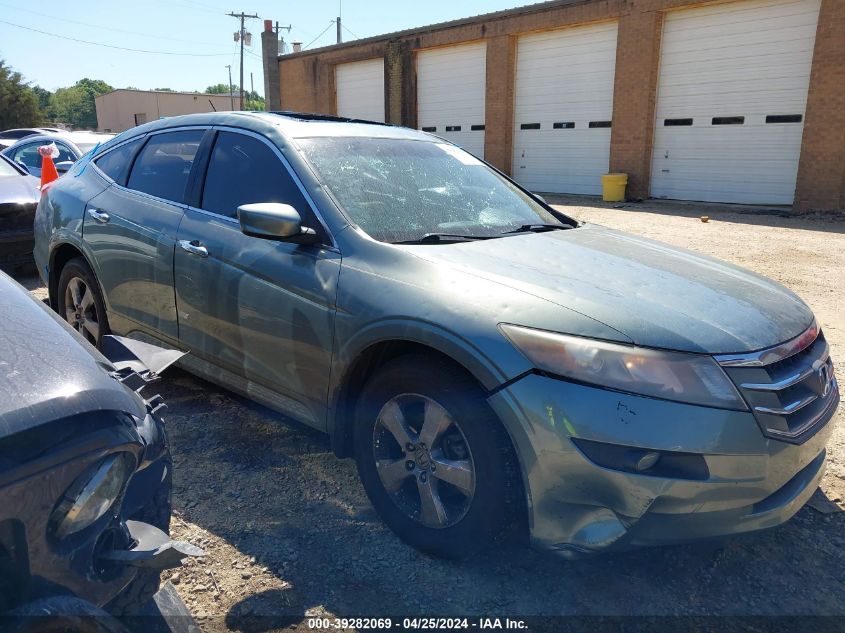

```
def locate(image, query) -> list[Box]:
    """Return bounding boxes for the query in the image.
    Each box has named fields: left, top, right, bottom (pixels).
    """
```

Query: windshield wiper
left=501, top=223, right=573, bottom=235
left=393, top=233, right=498, bottom=245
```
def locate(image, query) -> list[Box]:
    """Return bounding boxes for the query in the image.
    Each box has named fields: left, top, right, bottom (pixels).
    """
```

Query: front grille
left=717, top=325, right=839, bottom=444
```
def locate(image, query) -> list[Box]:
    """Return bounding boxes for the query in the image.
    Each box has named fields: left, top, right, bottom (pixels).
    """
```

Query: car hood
left=0, top=174, right=39, bottom=205
left=0, top=273, right=146, bottom=438
left=405, top=223, right=814, bottom=354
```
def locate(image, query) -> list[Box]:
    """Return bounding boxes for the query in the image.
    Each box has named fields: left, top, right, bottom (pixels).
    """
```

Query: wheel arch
left=328, top=321, right=513, bottom=459
left=48, top=242, right=87, bottom=311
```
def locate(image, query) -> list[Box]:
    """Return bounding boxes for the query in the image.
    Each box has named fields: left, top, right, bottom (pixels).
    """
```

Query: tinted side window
left=94, top=137, right=144, bottom=185
left=127, top=130, right=203, bottom=202
left=201, top=132, right=310, bottom=220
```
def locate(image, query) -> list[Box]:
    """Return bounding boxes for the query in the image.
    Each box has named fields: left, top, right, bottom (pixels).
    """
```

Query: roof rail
left=268, top=111, right=393, bottom=127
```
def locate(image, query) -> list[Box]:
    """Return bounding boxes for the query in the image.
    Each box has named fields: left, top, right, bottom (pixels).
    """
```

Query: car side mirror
left=534, top=194, right=547, bottom=204
left=56, top=160, right=75, bottom=174
left=237, top=203, right=319, bottom=245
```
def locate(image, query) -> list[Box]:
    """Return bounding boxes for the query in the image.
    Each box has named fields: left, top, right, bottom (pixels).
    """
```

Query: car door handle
left=178, top=239, right=209, bottom=258
left=87, top=208, right=110, bottom=223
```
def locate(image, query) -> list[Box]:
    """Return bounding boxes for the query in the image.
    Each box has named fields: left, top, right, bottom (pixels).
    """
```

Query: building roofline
left=95, top=88, right=237, bottom=100
left=279, top=0, right=590, bottom=59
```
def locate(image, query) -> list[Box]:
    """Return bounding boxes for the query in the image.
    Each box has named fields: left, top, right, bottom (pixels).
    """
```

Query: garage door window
left=127, top=130, right=203, bottom=203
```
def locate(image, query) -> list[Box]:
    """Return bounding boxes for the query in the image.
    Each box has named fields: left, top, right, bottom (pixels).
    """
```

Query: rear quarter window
left=126, top=131, right=203, bottom=203
left=93, top=137, right=144, bottom=186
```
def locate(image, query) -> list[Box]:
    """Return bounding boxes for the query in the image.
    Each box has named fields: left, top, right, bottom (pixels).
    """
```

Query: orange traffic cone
left=39, top=145, right=60, bottom=190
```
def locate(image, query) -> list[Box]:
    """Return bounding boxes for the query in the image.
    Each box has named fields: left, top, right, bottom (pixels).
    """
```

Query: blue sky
left=0, top=1, right=530, bottom=96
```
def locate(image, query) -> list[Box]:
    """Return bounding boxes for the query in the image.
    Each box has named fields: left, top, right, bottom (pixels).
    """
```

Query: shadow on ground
left=543, top=194, right=845, bottom=234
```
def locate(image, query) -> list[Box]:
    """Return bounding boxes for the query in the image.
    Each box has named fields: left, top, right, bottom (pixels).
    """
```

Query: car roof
left=0, top=133, right=77, bottom=152
left=114, top=111, right=437, bottom=144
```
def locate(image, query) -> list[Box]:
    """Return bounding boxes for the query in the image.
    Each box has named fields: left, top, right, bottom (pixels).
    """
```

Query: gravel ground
left=19, top=199, right=845, bottom=631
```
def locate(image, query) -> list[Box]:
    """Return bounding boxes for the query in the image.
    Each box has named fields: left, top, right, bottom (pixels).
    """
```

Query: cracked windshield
left=298, top=137, right=569, bottom=243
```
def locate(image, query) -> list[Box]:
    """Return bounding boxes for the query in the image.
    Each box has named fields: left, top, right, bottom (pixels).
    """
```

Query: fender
left=326, top=316, right=534, bottom=455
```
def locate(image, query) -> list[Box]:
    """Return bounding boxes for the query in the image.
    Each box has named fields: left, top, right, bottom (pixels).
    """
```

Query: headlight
left=51, top=453, right=135, bottom=539
left=500, top=324, right=747, bottom=410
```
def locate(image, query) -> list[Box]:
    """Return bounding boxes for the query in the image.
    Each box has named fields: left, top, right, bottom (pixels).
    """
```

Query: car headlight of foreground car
left=500, top=324, right=748, bottom=410
left=50, top=453, right=135, bottom=539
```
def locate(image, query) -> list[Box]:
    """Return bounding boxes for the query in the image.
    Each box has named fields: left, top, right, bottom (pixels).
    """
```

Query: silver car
left=33, top=112, right=839, bottom=558
left=2, top=132, right=114, bottom=178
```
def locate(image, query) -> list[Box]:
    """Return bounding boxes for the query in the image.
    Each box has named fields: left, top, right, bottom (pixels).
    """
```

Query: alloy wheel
left=372, top=393, right=475, bottom=528
left=64, top=276, right=100, bottom=344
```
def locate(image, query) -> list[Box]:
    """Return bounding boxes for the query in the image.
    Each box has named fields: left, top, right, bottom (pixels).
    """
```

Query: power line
left=0, top=2, right=224, bottom=46
left=0, top=19, right=233, bottom=56
left=304, top=21, right=335, bottom=49
left=151, top=0, right=227, bottom=16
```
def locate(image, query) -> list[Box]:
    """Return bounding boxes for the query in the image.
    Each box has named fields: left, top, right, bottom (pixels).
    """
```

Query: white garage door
left=513, top=22, right=619, bottom=195
left=651, top=0, right=821, bottom=205
left=417, top=42, right=487, bottom=158
left=335, top=58, right=385, bottom=122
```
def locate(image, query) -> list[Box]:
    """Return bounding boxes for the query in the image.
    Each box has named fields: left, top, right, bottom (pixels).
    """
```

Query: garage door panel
left=513, top=21, right=618, bottom=195
left=335, top=59, right=385, bottom=122
left=651, top=0, right=820, bottom=205
left=665, top=0, right=818, bottom=29
left=417, top=42, right=486, bottom=158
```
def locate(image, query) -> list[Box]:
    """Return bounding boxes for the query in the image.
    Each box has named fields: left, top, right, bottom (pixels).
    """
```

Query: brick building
left=261, top=0, right=844, bottom=212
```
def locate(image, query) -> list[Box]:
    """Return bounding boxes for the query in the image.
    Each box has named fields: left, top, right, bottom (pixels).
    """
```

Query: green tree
left=48, top=78, right=113, bottom=129
left=32, top=86, right=52, bottom=117
left=206, top=83, right=263, bottom=109
left=205, top=83, right=233, bottom=94
left=245, top=93, right=265, bottom=111
left=0, top=60, right=41, bottom=129
left=154, top=87, right=175, bottom=92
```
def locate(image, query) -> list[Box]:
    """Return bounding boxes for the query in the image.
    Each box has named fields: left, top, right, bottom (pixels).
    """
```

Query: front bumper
left=0, top=228, right=34, bottom=268
left=487, top=373, right=838, bottom=557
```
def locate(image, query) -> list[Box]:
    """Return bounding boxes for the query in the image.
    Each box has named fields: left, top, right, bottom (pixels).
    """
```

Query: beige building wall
left=94, top=89, right=236, bottom=133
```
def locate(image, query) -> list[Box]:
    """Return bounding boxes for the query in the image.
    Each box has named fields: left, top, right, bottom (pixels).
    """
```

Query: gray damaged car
left=33, top=111, right=839, bottom=558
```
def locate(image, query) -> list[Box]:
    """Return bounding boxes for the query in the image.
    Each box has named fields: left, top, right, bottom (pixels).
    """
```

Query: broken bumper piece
left=99, top=520, right=204, bottom=570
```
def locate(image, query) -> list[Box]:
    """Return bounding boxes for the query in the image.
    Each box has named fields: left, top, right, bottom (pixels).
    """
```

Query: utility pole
left=225, top=64, right=234, bottom=110
left=274, top=21, right=291, bottom=54
left=228, top=11, right=259, bottom=110
left=336, top=0, right=342, bottom=44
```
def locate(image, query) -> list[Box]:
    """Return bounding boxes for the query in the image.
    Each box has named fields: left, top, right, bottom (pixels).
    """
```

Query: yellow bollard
left=601, top=173, right=628, bottom=202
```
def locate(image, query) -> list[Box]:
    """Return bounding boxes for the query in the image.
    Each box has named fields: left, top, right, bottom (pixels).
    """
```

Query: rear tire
left=57, top=258, right=110, bottom=348
left=353, top=353, right=523, bottom=559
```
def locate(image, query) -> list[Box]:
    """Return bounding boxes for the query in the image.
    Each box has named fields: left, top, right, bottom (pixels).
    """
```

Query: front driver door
left=174, top=129, right=340, bottom=429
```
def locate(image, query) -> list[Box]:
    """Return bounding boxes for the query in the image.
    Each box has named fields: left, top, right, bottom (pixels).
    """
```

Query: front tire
left=353, top=354, right=523, bottom=558
left=57, top=258, right=110, bottom=348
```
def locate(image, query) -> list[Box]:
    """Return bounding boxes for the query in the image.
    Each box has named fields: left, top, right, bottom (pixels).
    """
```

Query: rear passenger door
left=85, top=129, right=204, bottom=343
left=174, top=128, right=340, bottom=429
